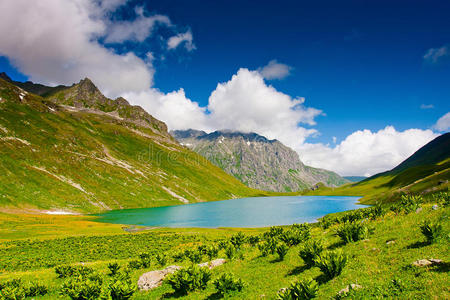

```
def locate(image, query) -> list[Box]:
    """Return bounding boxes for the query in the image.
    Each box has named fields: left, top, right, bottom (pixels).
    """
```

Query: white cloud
left=207, top=68, right=321, bottom=147
left=104, top=7, right=171, bottom=43
left=167, top=30, right=195, bottom=51
left=424, top=45, right=449, bottom=64
left=257, top=60, right=292, bottom=80
left=122, top=88, right=212, bottom=131
left=420, top=104, right=434, bottom=109
left=298, top=126, right=438, bottom=177
left=434, top=112, right=450, bottom=132
left=0, top=0, right=153, bottom=97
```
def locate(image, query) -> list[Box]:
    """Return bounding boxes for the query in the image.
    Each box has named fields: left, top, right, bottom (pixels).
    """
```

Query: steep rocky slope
left=172, top=130, right=348, bottom=192
left=0, top=77, right=264, bottom=213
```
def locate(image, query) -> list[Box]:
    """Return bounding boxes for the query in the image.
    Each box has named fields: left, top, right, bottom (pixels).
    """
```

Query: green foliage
left=336, top=222, right=370, bottom=244
left=61, top=273, right=104, bottom=300
left=0, top=279, right=25, bottom=300
left=280, top=223, right=311, bottom=246
left=277, top=278, right=319, bottom=300
left=0, top=231, right=212, bottom=272
left=138, top=252, right=151, bottom=268
left=299, top=239, right=324, bottom=267
left=165, top=265, right=211, bottom=295
left=319, top=205, right=386, bottom=229
left=230, top=232, right=247, bottom=248
left=257, top=241, right=270, bottom=257
left=391, top=194, right=422, bottom=214
left=156, top=253, right=168, bottom=266
left=107, top=263, right=120, bottom=276
left=247, top=235, right=260, bottom=246
left=205, top=245, right=219, bottom=261
left=126, top=260, right=142, bottom=270
left=106, top=272, right=137, bottom=300
left=433, top=191, right=449, bottom=207
left=172, top=250, right=185, bottom=262
left=314, top=250, right=348, bottom=280
left=185, top=249, right=203, bottom=264
left=55, top=265, right=94, bottom=278
left=264, top=226, right=284, bottom=239
left=213, top=273, right=245, bottom=296
left=276, top=243, right=289, bottom=261
left=24, top=282, right=48, bottom=297
left=224, top=243, right=237, bottom=260
left=420, top=220, right=443, bottom=243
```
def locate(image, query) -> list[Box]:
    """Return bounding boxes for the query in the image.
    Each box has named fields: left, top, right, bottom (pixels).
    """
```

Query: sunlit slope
left=0, top=78, right=265, bottom=213
left=303, top=133, right=450, bottom=203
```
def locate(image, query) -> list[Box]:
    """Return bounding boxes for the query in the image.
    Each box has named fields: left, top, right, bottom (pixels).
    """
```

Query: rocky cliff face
left=172, top=130, right=348, bottom=192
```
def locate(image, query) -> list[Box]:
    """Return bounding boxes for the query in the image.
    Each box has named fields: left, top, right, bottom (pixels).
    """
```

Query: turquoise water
left=94, top=196, right=365, bottom=228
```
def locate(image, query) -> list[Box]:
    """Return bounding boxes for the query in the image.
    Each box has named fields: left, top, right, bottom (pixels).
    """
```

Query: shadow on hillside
left=406, top=241, right=429, bottom=249
left=314, top=274, right=332, bottom=285
left=286, top=264, right=309, bottom=277
left=327, top=240, right=345, bottom=250
left=430, top=262, right=450, bottom=273
left=161, top=291, right=185, bottom=299
left=205, top=292, right=223, bottom=299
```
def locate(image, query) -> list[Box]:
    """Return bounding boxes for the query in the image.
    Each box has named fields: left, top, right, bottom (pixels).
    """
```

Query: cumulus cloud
left=257, top=60, right=292, bottom=80
left=0, top=0, right=154, bottom=97
left=122, top=88, right=211, bottom=131
left=104, top=7, right=171, bottom=43
left=207, top=68, right=321, bottom=147
left=424, top=44, right=449, bottom=64
left=167, top=30, right=196, bottom=51
left=434, top=112, right=450, bottom=132
left=298, top=126, right=438, bottom=177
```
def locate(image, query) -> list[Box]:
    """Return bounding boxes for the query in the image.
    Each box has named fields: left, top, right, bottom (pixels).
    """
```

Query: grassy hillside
left=0, top=78, right=266, bottom=213
left=303, top=133, right=450, bottom=204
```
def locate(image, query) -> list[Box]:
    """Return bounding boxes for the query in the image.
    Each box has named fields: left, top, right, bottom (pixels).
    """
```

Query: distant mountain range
left=0, top=74, right=264, bottom=213
left=172, top=129, right=349, bottom=192
left=305, top=132, right=450, bottom=203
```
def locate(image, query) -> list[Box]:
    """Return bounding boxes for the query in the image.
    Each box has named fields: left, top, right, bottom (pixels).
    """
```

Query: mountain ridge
left=172, top=129, right=349, bottom=192
left=0, top=75, right=265, bottom=213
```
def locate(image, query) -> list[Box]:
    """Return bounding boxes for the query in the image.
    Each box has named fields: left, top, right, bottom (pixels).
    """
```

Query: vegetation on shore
left=0, top=192, right=448, bottom=299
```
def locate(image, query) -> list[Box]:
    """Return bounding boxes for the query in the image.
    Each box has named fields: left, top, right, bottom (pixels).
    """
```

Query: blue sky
left=0, top=0, right=449, bottom=175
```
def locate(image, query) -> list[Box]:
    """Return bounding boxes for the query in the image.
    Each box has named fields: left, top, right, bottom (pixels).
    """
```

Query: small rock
left=371, top=247, right=379, bottom=252
left=137, top=265, right=181, bottom=291
left=338, top=284, right=363, bottom=295
left=386, top=240, right=395, bottom=245
left=412, top=258, right=443, bottom=267
left=432, top=205, right=438, bottom=210
left=198, top=258, right=226, bottom=269
left=416, top=207, right=423, bottom=213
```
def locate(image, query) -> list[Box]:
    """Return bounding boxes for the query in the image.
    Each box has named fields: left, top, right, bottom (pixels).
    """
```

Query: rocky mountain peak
left=173, top=129, right=348, bottom=192
left=77, top=77, right=98, bottom=91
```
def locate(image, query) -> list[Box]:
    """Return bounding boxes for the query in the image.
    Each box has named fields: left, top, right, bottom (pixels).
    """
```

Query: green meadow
left=0, top=193, right=448, bottom=299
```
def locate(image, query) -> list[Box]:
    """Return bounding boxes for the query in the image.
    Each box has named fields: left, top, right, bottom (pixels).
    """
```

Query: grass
left=0, top=202, right=448, bottom=299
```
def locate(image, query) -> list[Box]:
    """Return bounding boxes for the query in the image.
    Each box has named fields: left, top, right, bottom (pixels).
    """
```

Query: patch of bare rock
left=137, top=259, right=226, bottom=291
